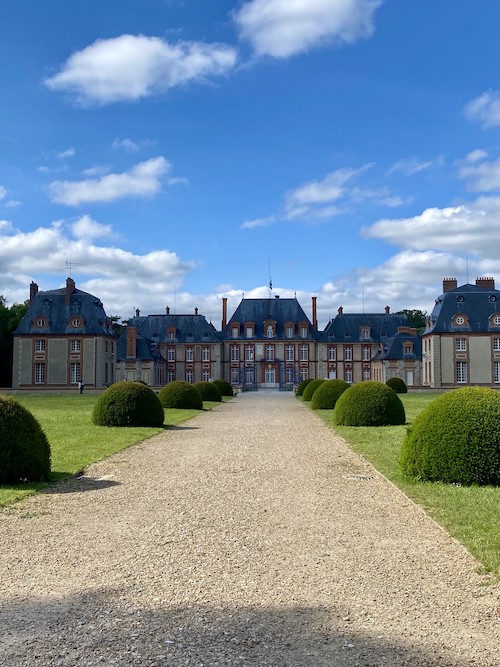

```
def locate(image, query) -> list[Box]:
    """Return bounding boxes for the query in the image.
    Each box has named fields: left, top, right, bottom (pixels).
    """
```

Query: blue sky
left=2, top=0, right=500, bottom=327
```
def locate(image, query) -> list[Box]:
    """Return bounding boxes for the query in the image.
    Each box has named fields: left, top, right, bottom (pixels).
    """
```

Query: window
left=266, top=325, right=274, bottom=338
left=300, top=326, right=308, bottom=338
left=202, top=347, right=210, bottom=361
left=455, top=338, right=467, bottom=352
left=202, top=370, right=210, bottom=381
left=232, top=326, right=239, bottom=338
left=494, top=338, right=500, bottom=351
left=167, top=347, right=175, bottom=362
left=361, top=328, right=370, bottom=340
left=70, top=362, right=81, bottom=384
left=35, top=340, right=45, bottom=352
left=167, top=329, right=176, bottom=340
left=456, top=361, right=467, bottom=383
left=300, top=344, right=308, bottom=361
left=265, top=345, right=274, bottom=361
left=362, top=346, right=371, bottom=361
left=246, top=326, right=253, bottom=338
left=299, top=368, right=309, bottom=382
left=345, top=368, right=353, bottom=384
left=167, top=370, right=175, bottom=383
left=286, top=345, right=294, bottom=362
left=363, top=368, right=371, bottom=381
left=71, top=318, right=81, bottom=328
left=345, top=346, right=352, bottom=362
left=286, top=325, right=294, bottom=338
left=185, top=370, right=193, bottom=383
left=231, top=345, right=239, bottom=362
left=494, top=317, right=500, bottom=326
left=404, top=343, right=413, bottom=355
left=286, top=368, right=295, bottom=384
left=231, top=368, right=240, bottom=384
left=70, top=339, right=81, bottom=353
left=494, top=362, right=500, bottom=384
left=186, top=347, right=194, bottom=362
left=35, top=318, right=46, bottom=328
left=245, top=345, right=254, bottom=361
left=245, top=368, right=254, bottom=385
left=328, top=346, right=336, bottom=361
left=34, top=363, right=45, bottom=384
left=455, top=316, right=465, bottom=325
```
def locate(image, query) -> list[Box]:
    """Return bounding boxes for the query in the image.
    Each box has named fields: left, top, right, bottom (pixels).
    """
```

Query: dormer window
left=404, top=341, right=414, bottom=355
left=267, top=325, right=273, bottom=338
left=35, top=317, right=47, bottom=328
left=245, top=323, right=254, bottom=338
left=70, top=317, right=81, bottom=328
left=167, top=328, right=176, bottom=340
left=299, top=324, right=308, bottom=338
left=360, top=327, right=371, bottom=340
left=457, top=295, right=464, bottom=302
left=491, top=314, right=500, bottom=326
left=231, top=325, right=239, bottom=338
left=453, top=313, right=468, bottom=326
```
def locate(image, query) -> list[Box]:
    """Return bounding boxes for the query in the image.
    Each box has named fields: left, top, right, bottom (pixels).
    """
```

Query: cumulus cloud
left=465, top=90, right=500, bottom=128
left=49, top=156, right=171, bottom=206
left=112, top=138, right=140, bottom=152
left=71, top=215, right=114, bottom=240
left=44, top=34, right=238, bottom=105
left=240, top=215, right=277, bottom=229
left=233, top=0, right=382, bottom=58
left=458, top=157, right=500, bottom=192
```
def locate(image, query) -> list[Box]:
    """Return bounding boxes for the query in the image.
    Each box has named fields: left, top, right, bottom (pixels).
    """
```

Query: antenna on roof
left=362, top=286, right=365, bottom=314
left=466, top=252, right=469, bottom=284
left=65, top=257, right=82, bottom=278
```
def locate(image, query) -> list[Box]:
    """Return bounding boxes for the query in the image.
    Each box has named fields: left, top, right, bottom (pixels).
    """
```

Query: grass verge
left=0, top=394, right=223, bottom=507
left=312, top=392, right=500, bottom=579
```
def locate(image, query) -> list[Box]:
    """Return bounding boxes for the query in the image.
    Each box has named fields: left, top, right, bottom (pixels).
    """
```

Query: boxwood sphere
left=296, top=378, right=313, bottom=397
left=302, top=379, right=325, bottom=402
left=311, top=379, right=349, bottom=410
left=158, top=381, right=203, bottom=409
left=93, top=381, right=164, bottom=427
left=400, top=387, right=500, bottom=486
left=386, top=377, right=408, bottom=393
left=213, top=379, right=234, bottom=397
left=194, top=381, right=222, bottom=402
left=0, top=394, right=51, bottom=483
left=333, top=381, right=406, bottom=426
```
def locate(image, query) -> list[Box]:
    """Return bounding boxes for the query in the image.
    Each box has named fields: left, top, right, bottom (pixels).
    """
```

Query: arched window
left=267, top=325, right=273, bottom=338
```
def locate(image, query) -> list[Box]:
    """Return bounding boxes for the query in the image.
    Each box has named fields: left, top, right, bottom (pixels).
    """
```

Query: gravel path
left=0, top=391, right=499, bottom=666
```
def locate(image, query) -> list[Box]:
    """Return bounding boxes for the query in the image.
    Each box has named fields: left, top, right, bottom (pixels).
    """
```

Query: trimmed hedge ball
left=302, top=379, right=325, bottom=402
left=0, top=394, right=51, bottom=483
left=158, top=381, right=203, bottom=410
left=400, top=387, right=500, bottom=486
left=311, top=379, right=349, bottom=410
left=194, top=381, right=222, bottom=402
left=386, top=377, right=408, bottom=393
left=93, top=381, right=164, bottom=427
left=213, top=379, right=234, bottom=397
left=296, top=378, right=313, bottom=397
left=333, top=381, right=406, bottom=426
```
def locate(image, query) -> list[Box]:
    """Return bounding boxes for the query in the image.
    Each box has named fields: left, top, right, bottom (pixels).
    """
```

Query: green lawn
left=313, top=392, right=500, bottom=579
left=0, top=394, right=223, bottom=507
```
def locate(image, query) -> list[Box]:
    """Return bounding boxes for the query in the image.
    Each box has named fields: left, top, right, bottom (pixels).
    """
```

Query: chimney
left=65, top=277, right=75, bottom=304
left=385, top=305, right=390, bottom=314
left=135, top=308, right=140, bottom=317
left=312, top=296, right=318, bottom=330
left=29, top=281, right=38, bottom=302
left=195, top=307, right=198, bottom=315
left=338, top=306, right=343, bottom=315
left=476, top=277, right=495, bottom=290
left=222, top=297, right=228, bottom=329
left=443, top=278, right=458, bottom=293
left=126, top=326, right=137, bottom=359
left=166, top=306, right=170, bottom=315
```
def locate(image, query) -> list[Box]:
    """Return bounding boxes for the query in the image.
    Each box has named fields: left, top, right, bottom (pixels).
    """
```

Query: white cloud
left=465, top=90, right=500, bottom=128
left=0, top=186, right=6, bottom=200
left=49, top=156, right=171, bottom=206
left=44, top=34, right=238, bottom=105
left=233, top=0, right=382, bottom=58
left=112, top=138, right=140, bottom=152
left=459, top=157, right=500, bottom=192
left=58, top=147, right=76, bottom=159
left=464, top=149, right=488, bottom=164
left=388, top=157, right=434, bottom=176
left=82, top=165, right=112, bottom=178
left=71, top=215, right=114, bottom=240
left=5, top=200, right=22, bottom=208
left=240, top=215, right=277, bottom=229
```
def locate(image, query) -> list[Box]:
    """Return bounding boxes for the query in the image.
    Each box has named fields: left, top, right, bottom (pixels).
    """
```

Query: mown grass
left=313, top=392, right=500, bottom=579
left=0, top=394, right=223, bottom=507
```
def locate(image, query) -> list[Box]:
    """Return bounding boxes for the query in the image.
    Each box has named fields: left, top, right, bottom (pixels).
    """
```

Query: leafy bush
left=213, top=379, right=234, bottom=397
left=158, top=381, right=203, bottom=410
left=400, top=387, right=500, bottom=486
left=386, top=377, right=408, bottom=393
left=194, top=381, right=222, bottom=402
left=302, top=379, right=325, bottom=402
left=296, top=378, right=313, bottom=397
left=311, top=379, right=349, bottom=410
left=333, top=381, right=406, bottom=426
left=0, top=394, right=51, bottom=483
left=93, top=381, right=164, bottom=427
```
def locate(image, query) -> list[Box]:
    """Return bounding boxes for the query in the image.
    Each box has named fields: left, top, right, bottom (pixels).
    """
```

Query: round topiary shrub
left=296, top=378, right=313, bottom=397
left=333, top=381, right=406, bottom=426
left=93, top=381, right=164, bottom=427
left=194, top=381, right=222, bottom=402
left=386, top=377, right=408, bottom=393
left=0, top=394, right=51, bottom=483
left=400, top=387, right=500, bottom=486
left=302, top=379, right=325, bottom=402
left=311, top=379, right=349, bottom=410
left=213, top=379, right=234, bottom=397
left=158, top=381, right=203, bottom=410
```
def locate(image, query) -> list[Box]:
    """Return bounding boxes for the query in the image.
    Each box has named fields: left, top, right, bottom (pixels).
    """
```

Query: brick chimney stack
left=195, top=307, right=198, bottom=315
left=126, top=326, right=137, bottom=358
left=338, top=306, right=343, bottom=315
left=222, top=297, right=228, bottom=329
left=312, top=296, right=318, bottom=330
left=443, top=278, right=458, bottom=292
left=29, top=281, right=38, bottom=302
left=135, top=308, right=140, bottom=317
left=65, top=277, right=75, bottom=304
left=166, top=306, right=170, bottom=315
left=476, top=277, right=496, bottom=290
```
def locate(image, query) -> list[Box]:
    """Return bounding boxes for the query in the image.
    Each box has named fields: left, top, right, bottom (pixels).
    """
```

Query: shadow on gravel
left=40, top=476, right=121, bottom=494
left=0, top=588, right=485, bottom=667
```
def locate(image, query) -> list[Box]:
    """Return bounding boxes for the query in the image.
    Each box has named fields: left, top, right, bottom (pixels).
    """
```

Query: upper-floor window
left=70, top=339, right=81, bottom=353
left=328, top=346, right=336, bottom=361
left=245, top=325, right=254, bottom=338
left=245, top=345, right=254, bottom=361
left=265, top=345, right=274, bottom=361
left=404, top=343, right=413, bottom=355
left=300, top=325, right=308, bottom=338
left=300, top=344, right=308, bottom=361
left=266, top=325, right=274, bottom=339
left=362, top=346, right=371, bottom=361
left=494, top=338, right=500, bottom=351
left=345, top=346, right=353, bottom=362
left=455, top=338, right=467, bottom=352
left=35, top=318, right=47, bottom=328
left=70, top=317, right=82, bottom=328
left=34, top=340, right=45, bottom=352
left=167, top=328, right=176, bottom=340
left=167, top=347, right=175, bottom=362
left=231, top=345, right=239, bottom=362
left=286, top=325, right=294, bottom=338
left=286, top=345, right=294, bottom=362
left=360, top=328, right=370, bottom=340
left=231, top=326, right=239, bottom=338
left=186, top=347, right=194, bottom=362
left=202, top=347, right=210, bottom=362
left=345, top=368, right=353, bottom=384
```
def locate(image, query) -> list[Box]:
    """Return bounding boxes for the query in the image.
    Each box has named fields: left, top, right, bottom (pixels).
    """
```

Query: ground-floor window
left=34, top=362, right=45, bottom=384
left=245, top=368, right=254, bottom=385
left=285, top=368, right=295, bottom=384
left=185, top=370, right=193, bottom=383
left=299, top=368, right=309, bottom=382
left=494, top=361, right=500, bottom=384
left=70, top=362, right=81, bottom=384
left=345, top=368, right=353, bottom=383
left=231, top=368, right=240, bottom=384
left=456, top=361, right=467, bottom=384
left=202, top=370, right=210, bottom=381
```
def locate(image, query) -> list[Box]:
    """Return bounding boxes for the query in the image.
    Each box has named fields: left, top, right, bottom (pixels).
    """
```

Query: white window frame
left=345, top=346, right=353, bottom=362
left=345, top=368, right=353, bottom=384
left=328, top=346, right=336, bottom=361
left=493, top=338, right=500, bottom=351
left=456, top=361, right=467, bottom=384
left=231, top=345, right=239, bottom=362
left=202, top=346, right=210, bottom=362
left=70, top=339, right=81, bottom=353
left=35, top=339, right=45, bottom=353
left=266, top=325, right=274, bottom=339
left=265, top=345, right=274, bottom=361
left=185, top=369, right=193, bottom=383
left=362, top=346, right=371, bottom=361
left=167, top=347, right=175, bottom=362
left=70, top=362, right=81, bottom=384
left=245, top=345, right=254, bottom=361
left=202, top=370, right=210, bottom=381
left=455, top=338, right=467, bottom=352
left=186, top=347, right=194, bottom=362
left=231, top=368, right=240, bottom=384
left=300, top=344, right=308, bottom=362
left=167, top=370, right=175, bottom=383
left=300, top=326, right=308, bottom=338
left=494, top=361, right=500, bottom=384
left=286, top=345, right=294, bottom=362
left=34, top=362, right=45, bottom=384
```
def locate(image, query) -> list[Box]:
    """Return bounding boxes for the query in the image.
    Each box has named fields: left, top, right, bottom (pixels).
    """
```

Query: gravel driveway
left=0, top=391, right=498, bottom=666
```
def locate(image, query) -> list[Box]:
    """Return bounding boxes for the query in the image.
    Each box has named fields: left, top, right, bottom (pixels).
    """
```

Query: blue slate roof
left=223, top=297, right=317, bottom=339
left=425, top=282, right=500, bottom=334
left=322, top=313, right=411, bottom=342
left=14, top=283, right=115, bottom=336
left=372, top=333, right=422, bottom=361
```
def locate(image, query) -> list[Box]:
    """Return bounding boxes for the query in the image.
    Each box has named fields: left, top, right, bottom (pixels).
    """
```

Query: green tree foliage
left=395, top=309, right=427, bottom=330
left=0, top=297, right=29, bottom=387
left=400, top=387, right=500, bottom=486
left=158, top=381, right=203, bottom=410
left=333, top=381, right=406, bottom=426
left=92, top=381, right=164, bottom=427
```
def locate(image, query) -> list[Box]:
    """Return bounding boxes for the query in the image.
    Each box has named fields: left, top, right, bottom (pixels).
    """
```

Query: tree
left=396, top=309, right=427, bottom=330
left=0, top=297, right=29, bottom=387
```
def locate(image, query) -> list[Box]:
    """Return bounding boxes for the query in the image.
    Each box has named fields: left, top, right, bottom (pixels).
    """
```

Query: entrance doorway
left=264, top=367, right=278, bottom=388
